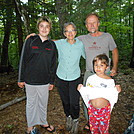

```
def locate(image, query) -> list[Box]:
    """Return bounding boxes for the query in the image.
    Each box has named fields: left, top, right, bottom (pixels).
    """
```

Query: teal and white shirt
left=54, top=38, right=85, bottom=81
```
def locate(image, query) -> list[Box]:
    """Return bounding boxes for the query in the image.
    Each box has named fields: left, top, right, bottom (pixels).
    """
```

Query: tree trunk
left=14, top=0, right=31, bottom=35
left=0, top=0, right=13, bottom=72
left=129, top=15, right=134, bottom=68
left=14, top=0, right=24, bottom=55
left=55, top=0, right=69, bottom=38
left=0, top=96, right=26, bottom=111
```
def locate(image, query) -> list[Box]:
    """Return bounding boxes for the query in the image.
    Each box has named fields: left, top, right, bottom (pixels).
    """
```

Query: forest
left=0, top=0, right=134, bottom=134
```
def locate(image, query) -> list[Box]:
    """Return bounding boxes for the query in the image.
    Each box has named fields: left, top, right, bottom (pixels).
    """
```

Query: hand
left=115, top=85, right=121, bottom=93
left=18, top=82, right=25, bottom=88
left=26, top=33, right=36, bottom=40
left=49, top=84, right=54, bottom=90
left=110, top=68, right=117, bottom=76
left=77, top=84, right=83, bottom=91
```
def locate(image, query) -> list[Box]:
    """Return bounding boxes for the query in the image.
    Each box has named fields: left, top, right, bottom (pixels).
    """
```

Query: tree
left=55, top=0, right=70, bottom=37
left=13, top=0, right=24, bottom=55
left=14, top=0, right=30, bottom=35
left=129, top=14, right=134, bottom=68
left=0, top=0, right=13, bottom=73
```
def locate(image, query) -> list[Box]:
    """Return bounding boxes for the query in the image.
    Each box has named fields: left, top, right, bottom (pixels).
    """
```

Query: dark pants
left=56, top=76, right=82, bottom=119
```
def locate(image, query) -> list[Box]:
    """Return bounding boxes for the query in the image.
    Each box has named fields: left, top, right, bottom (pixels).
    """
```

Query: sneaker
left=25, top=127, right=40, bottom=134
left=66, top=115, right=73, bottom=131
left=70, top=119, right=79, bottom=134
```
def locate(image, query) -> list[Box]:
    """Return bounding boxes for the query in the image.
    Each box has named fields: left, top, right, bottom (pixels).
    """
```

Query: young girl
left=18, top=16, right=56, bottom=134
left=77, top=54, right=121, bottom=134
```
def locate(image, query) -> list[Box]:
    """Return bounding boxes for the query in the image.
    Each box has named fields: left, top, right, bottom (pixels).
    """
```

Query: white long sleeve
left=79, top=74, right=119, bottom=111
left=79, top=86, right=118, bottom=111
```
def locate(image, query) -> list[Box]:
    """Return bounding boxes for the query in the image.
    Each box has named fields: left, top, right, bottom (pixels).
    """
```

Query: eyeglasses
left=64, top=30, right=76, bottom=33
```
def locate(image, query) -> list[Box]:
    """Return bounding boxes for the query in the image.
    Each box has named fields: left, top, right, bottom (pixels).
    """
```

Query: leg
left=56, top=77, right=73, bottom=131
left=69, top=77, right=82, bottom=119
left=56, top=76, right=70, bottom=117
left=38, top=84, right=49, bottom=125
left=38, top=84, right=55, bottom=132
left=69, top=77, right=82, bottom=134
left=99, top=103, right=111, bottom=134
left=25, top=84, right=37, bottom=132
left=88, top=102, right=100, bottom=133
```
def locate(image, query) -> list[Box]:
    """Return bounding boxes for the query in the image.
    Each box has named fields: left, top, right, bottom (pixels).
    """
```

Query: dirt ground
left=0, top=69, right=134, bottom=134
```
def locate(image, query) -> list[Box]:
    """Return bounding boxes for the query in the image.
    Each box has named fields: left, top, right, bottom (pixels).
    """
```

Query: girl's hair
left=93, top=54, right=109, bottom=67
left=36, top=16, right=52, bottom=30
left=63, top=22, right=77, bottom=33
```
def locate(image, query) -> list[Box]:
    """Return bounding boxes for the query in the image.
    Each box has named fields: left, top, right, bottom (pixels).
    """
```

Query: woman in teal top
left=54, top=22, right=85, bottom=134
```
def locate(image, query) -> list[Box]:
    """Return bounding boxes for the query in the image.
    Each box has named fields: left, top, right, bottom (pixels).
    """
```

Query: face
left=64, top=25, right=77, bottom=40
left=38, top=21, right=51, bottom=38
left=86, top=15, right=100, bottom=33
left=94, top=60, right=108, bottom=75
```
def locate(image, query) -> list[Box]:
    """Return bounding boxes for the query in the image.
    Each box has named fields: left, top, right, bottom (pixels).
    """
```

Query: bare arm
left=110, top=48, right=118, bottom=76
left=115, top=85, right=121, bottom=93
left=25, top=33, right=36, bottom=40
left=77, top=84, right=83, bottom=91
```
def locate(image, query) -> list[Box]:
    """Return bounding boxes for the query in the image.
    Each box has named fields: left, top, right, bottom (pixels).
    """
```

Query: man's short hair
left=85, top=13, right=100, bottom=24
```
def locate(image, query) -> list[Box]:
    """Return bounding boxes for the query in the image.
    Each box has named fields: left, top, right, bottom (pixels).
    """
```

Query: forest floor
left=0, top=68, right=134, bottom=134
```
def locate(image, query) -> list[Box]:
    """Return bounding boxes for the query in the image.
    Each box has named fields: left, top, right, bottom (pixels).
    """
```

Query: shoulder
left=102, top=32, right=113, bottom=38
left=48, top=40, right=57, bottom=48
left=48, top=39, right=55, bottom=44
left=102, top=75, right=115, bottom=85
left=87, top=74, right=96, bottom=80
left=77, top=34, right=87, bottom=39
left=29, top=34, right=39, bottom=41
left=24, top=35, right=39, bottom=46
left=76, top=38, right=84, bottom=45
left=54, top=39, right=66, bottom=43
left=54, top=39, right=66, bottom=45
left=104, top=75, right=112, bottom=79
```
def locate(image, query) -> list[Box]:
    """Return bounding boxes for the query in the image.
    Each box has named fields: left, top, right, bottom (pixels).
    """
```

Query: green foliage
left=0, top=0, right=133, bottom=70
left=8, top=42, right=19, bottom=70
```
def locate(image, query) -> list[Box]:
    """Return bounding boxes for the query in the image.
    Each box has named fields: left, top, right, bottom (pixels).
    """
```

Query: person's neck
left=38, top=34, right=48, bottom=42
left=90, top=31, right=102, bottom=37
left=96, top=73, right=106, bottom=78
left=96, top=73, right=110, bottom=79
left=67, top=39, right=76, bottom=44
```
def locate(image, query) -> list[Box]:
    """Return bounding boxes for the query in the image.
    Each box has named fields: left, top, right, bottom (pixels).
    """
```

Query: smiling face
left=64, top=24, right=77, bottom=40
left=94, top=60, right=108, bottom=76
left=85, top=15, right=100, bottom=34
left=38, top=21, right=51, bottom=38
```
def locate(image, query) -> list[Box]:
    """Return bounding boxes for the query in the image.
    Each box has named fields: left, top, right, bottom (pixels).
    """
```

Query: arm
left=77, top=84, right=83, bottom=91
left=110, top=48, right=118, bottom=76
left=49, top=42, right=57, bottom=85
left=82, top=43, right=86, bottom=59
left=115, top=85, right=121, bottom=93
left=25, top=33, right=36, bottom=40
left=18, top=39, right=31, bottom=88
left=18, top=41, right=27, bottom=87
